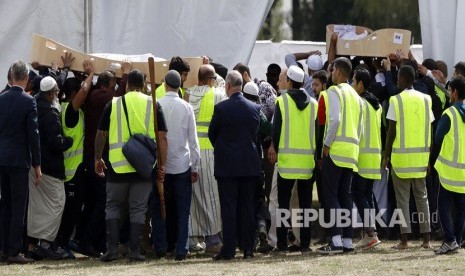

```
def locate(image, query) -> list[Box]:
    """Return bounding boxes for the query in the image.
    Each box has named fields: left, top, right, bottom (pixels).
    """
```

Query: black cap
left=165, top=70, right=181, bottom=89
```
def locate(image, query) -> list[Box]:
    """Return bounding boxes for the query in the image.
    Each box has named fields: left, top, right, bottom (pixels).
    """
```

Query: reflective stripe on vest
left=357, top=99, right=382, bottom=179
left=61, top=102, right=84, bottom=181
left=435, top=85, right=446, bottom=110
left=390, top=90, right=432, bottom=178
left=277, top=93, right=317, bottom=179
left=434, top=107, right=465, bottom=192
left=197, top=88, right=215, bottom=149
left=108, top=92, right=155, bottom=173
left=325, top=83, right=363, bottom=171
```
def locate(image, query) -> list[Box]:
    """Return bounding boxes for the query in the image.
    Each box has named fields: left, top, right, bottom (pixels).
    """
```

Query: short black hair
left=422, top=58, right=438, bottom=71
left=233, top=63, right=250, bottom=77
left=402, top=59, right=419, bottom=79
left=449, top=75, right=465, bottom=99
left=267, top=63, right=281, bottom=74
left=127, top=69, right=145, bottom=90
left=63, top=77, right=81, bottom=100
left=454, top=61, right=465, bottom=77
left=287, top=77, right=302, bottom=89
left=96, top=71, right=114, bottom=88
left=312, top=70, right=327, bottom=84
left=169, top=56, right=190, bottom=74
left=398, top=65, right=415, bottom=87
left=353, top=68, right=371, bottom=90
left=333, top=57, right=352, bottom=78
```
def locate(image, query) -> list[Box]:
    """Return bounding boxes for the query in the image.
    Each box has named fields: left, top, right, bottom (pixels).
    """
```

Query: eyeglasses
left=210, top=76, right=217, bottom=80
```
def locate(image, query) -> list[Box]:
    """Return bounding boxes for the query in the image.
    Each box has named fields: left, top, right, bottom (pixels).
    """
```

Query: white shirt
left=386, top=89, right=435, bottom=123
left=158, top=91, right=200, bottom=174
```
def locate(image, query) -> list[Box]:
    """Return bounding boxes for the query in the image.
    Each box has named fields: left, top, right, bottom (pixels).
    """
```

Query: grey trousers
left=105, top=181, right=151, bottom=224
left=392, top=170, right=431, bottom=234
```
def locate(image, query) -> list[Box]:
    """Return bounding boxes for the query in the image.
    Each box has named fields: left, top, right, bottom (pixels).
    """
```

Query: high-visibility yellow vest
left=434, top=106, right=465, bottom=193
left=108, top=91, right=156, bottom=174
left=390, top=90, right=432, bottom=179
left=357, top=99, right=382, bottom=179
left=61, top=102, right=84, bottom=181
left=197, top=88, right=215, bottom=150
left=156, top=82, right=185, bottom=99
left=277, top=93, right=317, bottom=179
left=324, top=83, right=363, bottom=171
left=435, top=85, right=447, bottom=110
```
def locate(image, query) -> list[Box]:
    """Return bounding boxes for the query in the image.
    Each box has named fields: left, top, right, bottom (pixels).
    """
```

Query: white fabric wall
left=0, top=0, right=84, bottom=83
left=0, top=0, right=272, bottom=84
left=419, top=0, right=465, bottom=75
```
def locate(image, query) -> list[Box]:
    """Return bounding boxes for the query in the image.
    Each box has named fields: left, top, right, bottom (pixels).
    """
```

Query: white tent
left=419, top=0, right=464, bottom=75
left=0, top=0, right=273, bottom=82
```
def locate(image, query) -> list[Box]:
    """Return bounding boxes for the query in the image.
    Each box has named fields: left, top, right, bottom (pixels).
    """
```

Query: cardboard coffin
left=30, top=34, right=202, bottom=88
left=325, top=24, right=411, bottom=57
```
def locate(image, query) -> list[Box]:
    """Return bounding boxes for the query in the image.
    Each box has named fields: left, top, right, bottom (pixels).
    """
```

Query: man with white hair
left=209, top=70, right=261, bottom=260
left=27, top=76, right=73, bottom=260
left=0, top=61, right=41, bottom=264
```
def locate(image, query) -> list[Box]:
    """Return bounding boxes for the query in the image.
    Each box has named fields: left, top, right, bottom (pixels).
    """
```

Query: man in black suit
left=208, top=70, right=262, bottom=260
left=0, top=61, right=41, bottom=264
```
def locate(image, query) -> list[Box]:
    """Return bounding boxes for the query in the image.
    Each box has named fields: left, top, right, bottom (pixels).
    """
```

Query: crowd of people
left=0, top=34, right=464, bottom=265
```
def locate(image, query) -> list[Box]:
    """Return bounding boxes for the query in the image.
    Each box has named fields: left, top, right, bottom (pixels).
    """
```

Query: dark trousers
left=437, top=184, right=465, bottom=243
left=255, top=170, right=270, bottom=228
left=276, top=174, right=313, bottom=250
left=75, top=161, right=107, bottom=252
left=0, top=167, right=29, bottom=257
left=217, top=176, right=257, bottom=257
left=351, top=173, right=375, bottom=233
left=56, top=164, right=86, bottom=248
left=321, top=155, right=354, bottom=239
left=151, top=168, right=192, bottom=256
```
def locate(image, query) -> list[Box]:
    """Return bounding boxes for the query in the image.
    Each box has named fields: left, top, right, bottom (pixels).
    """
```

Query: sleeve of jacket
left=208, top=104, right=221, bottom=146
left=45, top=111, right=73, bottom=153
left=272, top=102, right=282, bottom=152
left=27, top=97, right=41, bottom=167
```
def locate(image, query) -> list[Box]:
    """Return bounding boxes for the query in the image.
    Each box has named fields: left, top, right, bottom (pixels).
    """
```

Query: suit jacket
left=0, top=86, right=41, bottom=169
left=208, top=92, right=261, bottom=177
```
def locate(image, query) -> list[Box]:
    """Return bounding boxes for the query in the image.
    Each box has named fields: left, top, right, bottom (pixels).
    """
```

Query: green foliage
left=259, top=0, right=422, bottom=43
left=258, top=0, right=285, bottom=41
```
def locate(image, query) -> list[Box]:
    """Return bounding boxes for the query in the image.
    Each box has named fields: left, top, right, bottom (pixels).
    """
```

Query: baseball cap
left=287, top=65, right=305, bottom=83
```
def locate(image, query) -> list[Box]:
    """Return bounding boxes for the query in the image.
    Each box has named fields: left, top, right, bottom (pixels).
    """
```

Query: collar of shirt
left=165, top=91, right=179, bottom=97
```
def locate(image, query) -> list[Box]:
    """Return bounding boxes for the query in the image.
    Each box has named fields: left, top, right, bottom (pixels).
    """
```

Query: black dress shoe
left=243, top=250, right=254, bottom=259
left=212, top=253, right=233, bottom=261
left=7, top=255, right=34, bottom=264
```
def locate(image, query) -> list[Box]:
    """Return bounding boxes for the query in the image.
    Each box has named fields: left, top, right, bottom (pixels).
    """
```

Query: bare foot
left=421, top=242, right=432, bottom=249
left=391, top=242, right=409, bottom=250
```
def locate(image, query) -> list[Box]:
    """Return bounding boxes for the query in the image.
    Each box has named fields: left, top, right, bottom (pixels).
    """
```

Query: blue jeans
left=151, top=168, right=192, bottom=256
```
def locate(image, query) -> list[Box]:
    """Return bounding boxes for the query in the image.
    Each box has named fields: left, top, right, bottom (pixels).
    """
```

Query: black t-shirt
left=98, top=98, right=167, bottom=183
left=64, top=102, right=80, bottom=128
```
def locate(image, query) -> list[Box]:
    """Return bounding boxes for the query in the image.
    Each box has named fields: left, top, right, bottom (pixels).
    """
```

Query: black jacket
left=35, top=93, right=72, bottom=179
left=0, top=86, right=41, bottom=168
